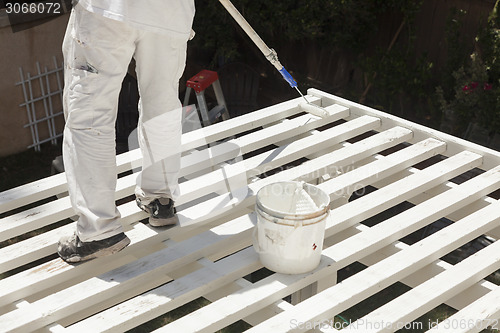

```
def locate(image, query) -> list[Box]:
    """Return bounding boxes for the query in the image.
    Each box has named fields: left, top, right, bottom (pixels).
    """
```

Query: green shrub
left=437, top=0, right=500, bottom=135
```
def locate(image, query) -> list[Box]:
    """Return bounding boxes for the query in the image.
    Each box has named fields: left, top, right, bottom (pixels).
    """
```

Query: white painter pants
left=62, top=4, right=186, bottom=241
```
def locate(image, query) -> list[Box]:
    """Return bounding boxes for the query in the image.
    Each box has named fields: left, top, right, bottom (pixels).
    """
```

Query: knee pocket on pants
left=64, top=68, right=99, bottom=129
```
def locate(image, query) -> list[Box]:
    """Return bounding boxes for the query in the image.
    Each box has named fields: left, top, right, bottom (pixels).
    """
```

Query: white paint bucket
left=253, top=181, right=330, bottom=274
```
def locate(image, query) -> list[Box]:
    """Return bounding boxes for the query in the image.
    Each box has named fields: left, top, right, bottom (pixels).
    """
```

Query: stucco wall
left=0, top=11, right=70, bottom=157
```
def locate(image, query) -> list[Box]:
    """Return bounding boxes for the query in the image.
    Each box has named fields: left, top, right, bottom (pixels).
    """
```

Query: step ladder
left=183, top=70, right=230, bottom=130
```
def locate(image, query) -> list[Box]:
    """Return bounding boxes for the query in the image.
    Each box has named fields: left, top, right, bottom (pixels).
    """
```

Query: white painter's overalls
left=62, top=1, right=195, bottom=241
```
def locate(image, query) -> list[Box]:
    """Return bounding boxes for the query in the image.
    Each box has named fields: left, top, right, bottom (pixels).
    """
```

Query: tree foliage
left=192, top=0, right=422, bottom=63
left=437, top=0, right=500, bottom=134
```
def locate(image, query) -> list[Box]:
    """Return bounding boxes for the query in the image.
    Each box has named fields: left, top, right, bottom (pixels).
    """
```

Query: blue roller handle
left=279, top=67, right=297, bottom=88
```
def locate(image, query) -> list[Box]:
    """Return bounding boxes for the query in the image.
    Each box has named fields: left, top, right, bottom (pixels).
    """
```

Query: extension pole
left=218, top=0, right=298, bottom=88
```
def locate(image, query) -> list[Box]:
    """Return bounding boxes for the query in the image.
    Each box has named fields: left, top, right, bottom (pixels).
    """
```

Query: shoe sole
left=62, top=236, right=131, bottom=263
left=149, top=215, right=178, bottom=227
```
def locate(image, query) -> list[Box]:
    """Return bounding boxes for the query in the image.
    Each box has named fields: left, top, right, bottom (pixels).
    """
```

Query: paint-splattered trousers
left=62, top=4, right=187, bottom=241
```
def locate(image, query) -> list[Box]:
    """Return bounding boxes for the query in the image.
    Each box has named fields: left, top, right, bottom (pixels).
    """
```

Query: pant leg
left=133, top=31, right=188, bottom=204
left=62, top=5, right=137, bottom=241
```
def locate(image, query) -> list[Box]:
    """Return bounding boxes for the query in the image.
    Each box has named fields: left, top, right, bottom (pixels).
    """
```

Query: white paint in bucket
left=253, top=181, right=330, bottom=274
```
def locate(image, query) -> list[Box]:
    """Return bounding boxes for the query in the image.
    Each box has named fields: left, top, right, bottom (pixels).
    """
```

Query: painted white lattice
left=17, top=56, right=64, bottom=151
left=0, top=89, right=499, bottom=332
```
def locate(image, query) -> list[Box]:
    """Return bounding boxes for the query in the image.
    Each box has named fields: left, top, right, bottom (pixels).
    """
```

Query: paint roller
left=218, top=0, right=330, bottom=118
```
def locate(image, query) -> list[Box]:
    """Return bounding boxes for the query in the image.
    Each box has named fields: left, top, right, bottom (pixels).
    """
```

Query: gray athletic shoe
left=136, top=197, right=178, bottom=227
left=58, top=232, right=130, bottom=263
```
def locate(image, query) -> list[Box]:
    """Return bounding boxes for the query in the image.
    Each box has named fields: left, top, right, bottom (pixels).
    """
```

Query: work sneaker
left=136, top=197, right=178, bottom=227
left=58, top=232, right=130, bottom=263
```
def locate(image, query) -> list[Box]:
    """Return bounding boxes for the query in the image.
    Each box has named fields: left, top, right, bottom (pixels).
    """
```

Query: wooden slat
left=178, top=95, right=322, bottom=152
left=143, top=151, right=484, bottom=333
left=194, top=195, right=500, bottom=332
left=309, top=88, right=500, bottom=170
left=2, top=89, right=499, bottom=333
left=0, top=217, right=257, bottom=331
left=0, top=173, right=68, bottom=215
left=50, top=138, right=451, bottom=332
left=65, top=218, right=334, bottom=333
left=179, top=104, right=348, bottom=177
left=310, top=140, right=493, bottom=236
left=246, top=170, right=500, bottom=332
left=0, top=125, right=410, bottom=312
left=370, top=165, right=499, bottom=228
left=321, top=150, right=481, bottom=236
left=0, top=104, right=347, bottom=243
left=63, top=245, right=260, bottom=332
left=323, top=164, right=500, bottom=268
left=427, top=286, right=500, bottom=333
left=0, top=115, right=377, bottom=273
left=332, top=223, right=499, bottom=315
left=203, top=277, right=297, bottom=328
left=176, top=127, right=414, bottom=229
left=0, top=96, right=318, bottom=214
left=0, top=223, right=160, bottom=314
left=0, top=196, right=73, bottom=243
left=0, top=127, right=418, bottom=331
left=178, top=115, right=379, bottom=204
left=347, top=217, right=500, bottom=332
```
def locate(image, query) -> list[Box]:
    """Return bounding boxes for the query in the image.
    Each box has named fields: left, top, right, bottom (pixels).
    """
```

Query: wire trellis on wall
left=17, top=56, right=64, bottom=151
